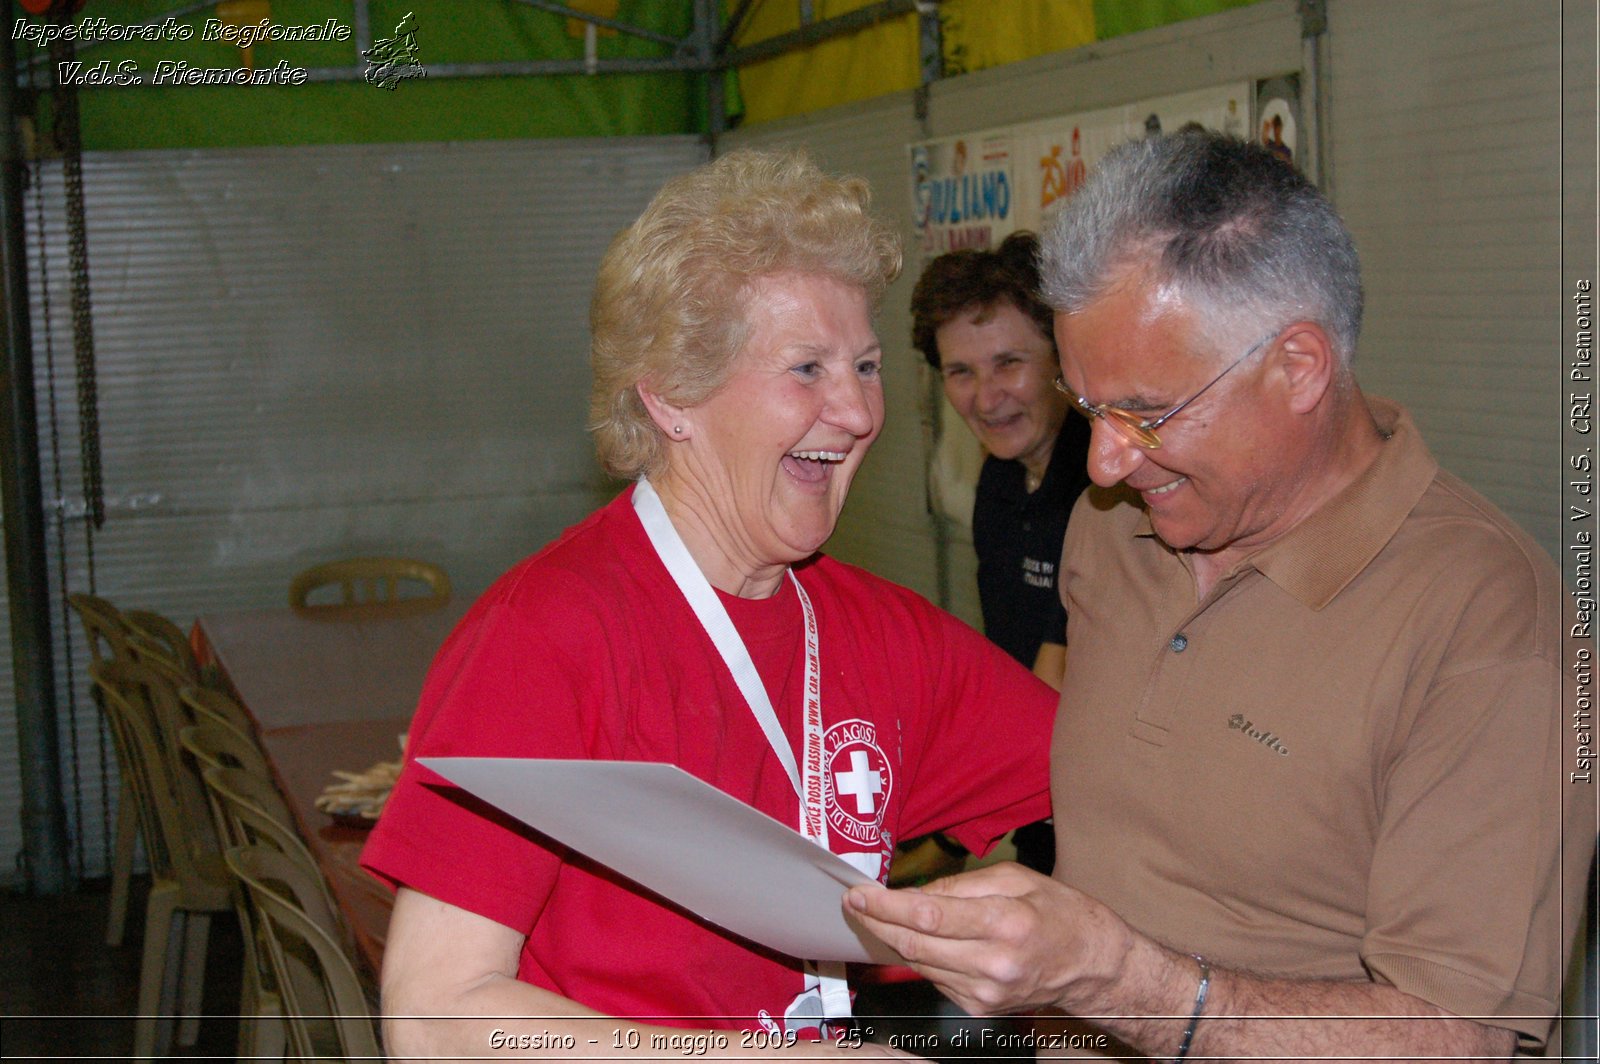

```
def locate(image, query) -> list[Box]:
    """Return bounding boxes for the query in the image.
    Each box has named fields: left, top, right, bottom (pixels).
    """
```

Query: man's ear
left=636, top=382, right=692, bottom=440
left=1273, top=322, right=1338, bottom=415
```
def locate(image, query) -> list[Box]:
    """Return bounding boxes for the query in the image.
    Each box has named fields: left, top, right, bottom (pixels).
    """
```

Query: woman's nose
left=974, top=367, right=1007, bottom=412
left=827, top=372, right=877, bottom=436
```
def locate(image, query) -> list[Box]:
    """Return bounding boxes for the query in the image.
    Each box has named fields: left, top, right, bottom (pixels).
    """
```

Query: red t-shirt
left=362, top=486, right=1054, bottom=1029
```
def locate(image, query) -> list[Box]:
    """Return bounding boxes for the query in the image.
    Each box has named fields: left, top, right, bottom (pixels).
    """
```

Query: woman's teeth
left=789, top=450, right=846, bottom=462
left=1146, top=477, right=1188, bottom=496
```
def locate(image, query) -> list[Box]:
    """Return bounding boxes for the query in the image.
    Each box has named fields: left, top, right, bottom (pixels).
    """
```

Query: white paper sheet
left=419, top=757, right=901, bottom=964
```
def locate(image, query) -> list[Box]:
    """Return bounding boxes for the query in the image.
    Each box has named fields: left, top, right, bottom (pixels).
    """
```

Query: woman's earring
left=672, top=425, right=683, bottom=435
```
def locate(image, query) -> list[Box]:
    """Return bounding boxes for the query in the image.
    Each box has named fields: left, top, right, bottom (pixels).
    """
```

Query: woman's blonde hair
left=589, top=149, right=902, bottom=479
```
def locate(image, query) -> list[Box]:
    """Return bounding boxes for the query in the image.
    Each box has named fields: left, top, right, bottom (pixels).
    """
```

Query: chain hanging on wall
left=27, top=0, right=108, bottom=881
left=46, top=14, right=103, bottom=537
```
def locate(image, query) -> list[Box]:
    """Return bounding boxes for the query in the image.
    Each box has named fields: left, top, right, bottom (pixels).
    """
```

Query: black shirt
left=970, top=415, right=1092, bottom=668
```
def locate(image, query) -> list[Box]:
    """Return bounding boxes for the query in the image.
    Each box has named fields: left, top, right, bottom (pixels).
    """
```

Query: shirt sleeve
left=891, top=600, right=1056, bottom=856
left=360, top=583, right=604, bottom=934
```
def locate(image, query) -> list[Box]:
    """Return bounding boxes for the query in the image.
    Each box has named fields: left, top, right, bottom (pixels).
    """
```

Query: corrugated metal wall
left=3, top=135, right=708, bottom=883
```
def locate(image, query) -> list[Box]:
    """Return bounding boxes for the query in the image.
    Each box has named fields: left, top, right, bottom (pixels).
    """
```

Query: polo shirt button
left=1170, top=633, right=1189, bottom=652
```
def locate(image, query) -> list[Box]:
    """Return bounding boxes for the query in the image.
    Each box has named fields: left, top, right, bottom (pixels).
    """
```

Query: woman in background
left=910, top=232, right=1091, bottom=874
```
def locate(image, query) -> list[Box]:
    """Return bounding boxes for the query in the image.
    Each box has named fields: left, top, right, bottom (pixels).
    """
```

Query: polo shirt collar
left=1132, top=397, right=1439, bottom=611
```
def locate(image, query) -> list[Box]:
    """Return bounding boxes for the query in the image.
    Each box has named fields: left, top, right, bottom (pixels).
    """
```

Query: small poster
left=909, top=83, right=1251, bottom=266
left=910, top=133, right=1015, bottom=259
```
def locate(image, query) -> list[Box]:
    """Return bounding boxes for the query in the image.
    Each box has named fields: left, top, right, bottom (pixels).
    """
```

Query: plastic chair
left=91, top=658, right=233, bottom=1059
left=174, top=723, right=290, bottom=1061
left=225, top=845, right=382, bottom=1061
left=178, top=685, right=260, bottom=751
left=66, top=592, right=141, bottom=947
left=178, top=723, right=273, bottom=804
left=288, top=556, right=451, bottom=619
left=123, top=608, right=203, bottom=683
left=127, top=631, right=195, bottom=693
left=198, top=763, right=334, bottom=915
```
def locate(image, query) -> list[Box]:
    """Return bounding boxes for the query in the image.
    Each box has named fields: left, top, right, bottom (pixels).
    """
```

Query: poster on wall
left=908, top=83, right=1251, bottom=270
left=908, top=82, right=1255, bottom=529
left=909, top=133, right=1015, bottom=259
left=1009, top=83, right=1251, bottom=235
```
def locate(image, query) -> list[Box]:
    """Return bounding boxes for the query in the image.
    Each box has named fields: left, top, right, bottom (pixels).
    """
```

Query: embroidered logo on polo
left=824, top=718, right=893, bottom=845
left=1227, top=713, right=1289, bottom=756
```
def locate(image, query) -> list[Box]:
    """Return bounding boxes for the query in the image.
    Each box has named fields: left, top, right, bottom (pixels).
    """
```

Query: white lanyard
left=632, top=479, right=826, bottom=836
left=632, top=479, right=849, bottom=1023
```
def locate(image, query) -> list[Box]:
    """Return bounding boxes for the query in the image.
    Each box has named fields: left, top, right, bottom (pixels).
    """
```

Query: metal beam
left=719, top=0, right=919, bottom=70
left=0, top=0, right=70, bottom=895
left=716, top=0, right=759, bottom=55
left=694, top=0, right=726, bottom=135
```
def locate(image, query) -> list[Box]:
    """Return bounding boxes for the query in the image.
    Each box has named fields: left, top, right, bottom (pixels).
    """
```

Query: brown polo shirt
left=1053, top=398, right=1592, bottom=1049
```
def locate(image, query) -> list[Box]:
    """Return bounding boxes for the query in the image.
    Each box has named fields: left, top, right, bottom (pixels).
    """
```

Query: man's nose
left=1087, top=417, right=1144, bottom=486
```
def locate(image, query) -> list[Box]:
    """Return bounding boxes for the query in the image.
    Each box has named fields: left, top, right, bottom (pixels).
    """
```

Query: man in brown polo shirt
left=848, top=129, right=1593, bottom=1059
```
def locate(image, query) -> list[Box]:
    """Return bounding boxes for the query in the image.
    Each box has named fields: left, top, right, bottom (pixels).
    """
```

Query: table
left=194, top=602, right=466, bottom=976
left=197, top=603, right=464, bottom=729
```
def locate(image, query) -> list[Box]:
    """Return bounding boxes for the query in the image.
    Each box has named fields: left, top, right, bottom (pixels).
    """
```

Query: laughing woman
left=363, top=150, right=1056, bottom=1060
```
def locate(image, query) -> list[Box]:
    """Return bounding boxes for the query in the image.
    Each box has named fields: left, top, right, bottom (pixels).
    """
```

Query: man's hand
left=844, top=862, right=1141, bottom=1018
left=844, top=865, right=1519, bottom=1062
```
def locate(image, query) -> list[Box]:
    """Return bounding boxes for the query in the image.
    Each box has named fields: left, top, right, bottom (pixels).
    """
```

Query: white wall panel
left=1327, top=0, right=1566, bottom=557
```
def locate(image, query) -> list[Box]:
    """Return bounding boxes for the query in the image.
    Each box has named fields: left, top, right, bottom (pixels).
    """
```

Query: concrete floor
left=0, top=876, right=243, bottom=1061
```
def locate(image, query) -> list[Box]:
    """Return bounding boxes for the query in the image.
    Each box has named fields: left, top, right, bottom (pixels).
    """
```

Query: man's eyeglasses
left=1053, top=330, right=1277, bottom=450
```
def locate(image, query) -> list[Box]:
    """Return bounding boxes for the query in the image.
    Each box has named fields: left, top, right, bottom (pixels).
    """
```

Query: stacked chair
left=90, top=656, right=233, bottom=1058
left=69, top=589, right=224, bottom=955
left=184, top=719, right=380, bottom=1058
left=123, top=608, right=204, bottom=681
left=179, top=685, right=261, bottom=747
left=70, top=594, right=382, bottom=1060
left=226, top=845, right=383, bottom=1060
left=66, top=593, right=139, bottom=948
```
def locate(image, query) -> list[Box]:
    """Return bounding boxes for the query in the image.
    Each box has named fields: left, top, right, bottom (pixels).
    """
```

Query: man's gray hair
left=1039, top=128, right=1363, bottom=365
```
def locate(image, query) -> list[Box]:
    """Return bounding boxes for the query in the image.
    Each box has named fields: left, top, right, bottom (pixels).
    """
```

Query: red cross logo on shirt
left=823, top=718, right=892, bottom=847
